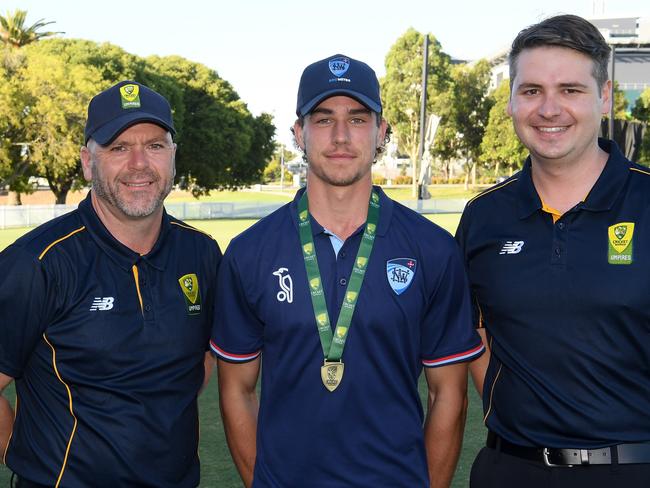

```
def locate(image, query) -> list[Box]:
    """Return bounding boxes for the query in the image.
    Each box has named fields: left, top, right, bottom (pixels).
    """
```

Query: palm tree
left=0, top=9, right=63, bottom=48
left=0, top=10, right=62, bottom=204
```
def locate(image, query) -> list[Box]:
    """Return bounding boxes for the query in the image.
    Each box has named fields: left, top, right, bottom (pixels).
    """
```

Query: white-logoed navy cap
left=296, top=54, right=382, bottom=117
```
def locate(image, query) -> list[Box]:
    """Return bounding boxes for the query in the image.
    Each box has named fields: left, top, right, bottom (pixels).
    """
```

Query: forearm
left=220, top=390, right=258, bottom=487
left=0, top=394, right=14, bottom=464
left=424, top=380, right=468, bottom=488
left=470, top=329, right=490, bottom=395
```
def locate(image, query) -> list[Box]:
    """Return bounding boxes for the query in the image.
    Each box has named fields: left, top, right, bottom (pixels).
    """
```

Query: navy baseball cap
left=84, top=80, right=176, bottom=145
left=296, top=54, right=382, bottom=117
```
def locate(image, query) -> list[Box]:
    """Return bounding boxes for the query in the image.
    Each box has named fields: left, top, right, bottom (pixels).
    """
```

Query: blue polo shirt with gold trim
left=0, top=193, right=221, bottom=487
left=211, top=186, right=483, bottom=487
left=456, top=139, right=650, bottom=448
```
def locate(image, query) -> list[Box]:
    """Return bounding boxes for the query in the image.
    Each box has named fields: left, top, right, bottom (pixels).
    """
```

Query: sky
left=6, top=0, right=650, bottom=147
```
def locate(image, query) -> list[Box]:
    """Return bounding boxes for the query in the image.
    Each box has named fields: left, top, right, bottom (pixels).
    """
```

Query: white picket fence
left=0, top=199, right=468, bottom=229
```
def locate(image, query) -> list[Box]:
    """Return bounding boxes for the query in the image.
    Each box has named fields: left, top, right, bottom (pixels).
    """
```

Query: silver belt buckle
left=543, top=448, right=576, bottom=467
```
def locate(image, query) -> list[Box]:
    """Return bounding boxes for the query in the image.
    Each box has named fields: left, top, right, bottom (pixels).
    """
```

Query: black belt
left=487, top=431, right=650, bottom=466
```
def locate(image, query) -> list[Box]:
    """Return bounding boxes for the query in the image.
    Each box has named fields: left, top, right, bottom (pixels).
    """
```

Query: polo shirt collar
left=290, top=185, right=394, bottom=237
left=516, top=138, right=630, bottom=219
left=78, top=192, right=171, bottom=271
left=581, top=139, right=630, bottom=212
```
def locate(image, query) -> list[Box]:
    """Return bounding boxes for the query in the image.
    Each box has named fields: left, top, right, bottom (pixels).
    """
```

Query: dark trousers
left=470, top=446, right=650, bottom=488
left=11, top=474, right=51, bottom=488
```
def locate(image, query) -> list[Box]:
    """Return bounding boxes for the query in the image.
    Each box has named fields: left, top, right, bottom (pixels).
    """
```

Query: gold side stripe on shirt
left=483, top=359, right=502, bottom=425
left=630, top=167, right=650, bottom=176
left=476, top=299, right=484, bottom=329
left=38, top=227, right=86, bottom=261
left=467, top=178, right=519, bottom=207
left=43, top=334, right=77, bottom=488
left=2, top=394, right=18, bottom=464
left=132, top=265, right=144, bottom=314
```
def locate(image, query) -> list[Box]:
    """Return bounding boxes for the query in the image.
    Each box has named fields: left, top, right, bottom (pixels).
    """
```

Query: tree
left=0, top=9, right=62, bottom=48
left=381, top=28, right=451, bottom=191
left=2, top=37, right=276, bottom=203
left=612, top=81, right=628, bottom=119
left=147, top=55, right=275, bottom=195
left=1, top=10, right=62, bottom=203
left=479, top=82, right=528, bottom=178
left=433, top=60, right=494, bottom=187
left=631, top=87, right=650, bottom=122
left=17, top=39, right=143, bottom=203
left=264, top=145, right=295, bottom=183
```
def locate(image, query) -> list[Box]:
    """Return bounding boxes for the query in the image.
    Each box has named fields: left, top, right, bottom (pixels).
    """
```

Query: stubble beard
left=305, top=144, right=375, bottom=188
left=91, top=160, right=173, bottom=218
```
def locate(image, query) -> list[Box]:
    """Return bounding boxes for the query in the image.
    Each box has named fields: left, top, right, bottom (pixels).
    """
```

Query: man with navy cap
left=0, top=80, right=221, bottom=487
left=212, top=55, right=483, bottom=487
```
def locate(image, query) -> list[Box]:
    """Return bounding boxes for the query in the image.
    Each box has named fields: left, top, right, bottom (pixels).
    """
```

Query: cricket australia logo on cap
left=608, top=222, right=634, bottom=265
left=328, top=57, right=350, bottom=80
left=120, top=84, right=141, bottom=109
left=386, top=258, right=417, bottom=295
left=178, top=273, right=202, bottom=315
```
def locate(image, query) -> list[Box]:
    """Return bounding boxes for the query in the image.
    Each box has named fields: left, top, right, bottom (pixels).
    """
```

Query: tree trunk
left=7, top=190, right=22, bottom=205
left=54, top=190, right=68, bottom=205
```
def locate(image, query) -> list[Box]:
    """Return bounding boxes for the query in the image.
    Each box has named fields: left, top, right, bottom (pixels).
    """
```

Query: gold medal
left=321, top=360, right=344, bottom=392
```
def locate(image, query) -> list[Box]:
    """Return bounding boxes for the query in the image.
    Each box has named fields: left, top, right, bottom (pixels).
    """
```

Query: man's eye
left=110, top=145, right=126, bottom=152
left=523, top=89, right=539, bottom=96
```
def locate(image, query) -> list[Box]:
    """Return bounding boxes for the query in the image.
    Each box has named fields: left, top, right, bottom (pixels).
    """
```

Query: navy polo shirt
left=456, top=139, right=650, bottom=448
left=211, top=186, right=483, bottom=487
left=0, top=193, right=221, bottom=487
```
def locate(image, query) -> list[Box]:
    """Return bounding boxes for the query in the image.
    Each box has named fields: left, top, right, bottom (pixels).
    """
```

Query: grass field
left=0, top=212, right=487, bottom=487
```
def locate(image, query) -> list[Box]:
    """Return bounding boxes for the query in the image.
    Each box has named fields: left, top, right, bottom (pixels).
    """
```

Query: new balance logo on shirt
left=499, top=241, right=524, bottom=255
left=89, top=297, right=115, bottom=311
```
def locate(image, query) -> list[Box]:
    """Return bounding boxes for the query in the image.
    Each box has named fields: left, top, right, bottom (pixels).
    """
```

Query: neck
left=306, top=178, right=372, bottom=241
left=90, top=193, right=163, bottom=254
left=531, top=144, right=608, bottom=214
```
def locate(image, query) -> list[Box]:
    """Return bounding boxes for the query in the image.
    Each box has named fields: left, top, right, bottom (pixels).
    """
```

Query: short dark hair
left=509, top=14, right=611, bottom=91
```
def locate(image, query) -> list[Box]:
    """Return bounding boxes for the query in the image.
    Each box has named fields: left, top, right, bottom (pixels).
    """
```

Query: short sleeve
left=419, top=241, right=484, bottom=367
left=210, top=250, right=263, bottom=363
left=0, top=245, right=51, bottom=378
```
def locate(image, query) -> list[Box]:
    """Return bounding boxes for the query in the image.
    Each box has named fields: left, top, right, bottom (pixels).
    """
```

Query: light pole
left=417, top=34, right=430, bottom=200
left=279, top=143, right=285, bottom=191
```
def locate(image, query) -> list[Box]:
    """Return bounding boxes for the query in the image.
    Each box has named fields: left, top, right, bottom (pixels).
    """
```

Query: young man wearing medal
left=211, top=54, right=484, bottom=487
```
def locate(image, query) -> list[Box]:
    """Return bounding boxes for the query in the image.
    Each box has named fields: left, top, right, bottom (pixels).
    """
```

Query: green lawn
left=165, top=185, right=479, bottom=204
left=0, top=213, right=486, bottom=487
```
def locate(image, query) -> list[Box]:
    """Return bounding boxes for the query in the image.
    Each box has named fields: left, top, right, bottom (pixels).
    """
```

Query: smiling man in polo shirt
left=457, top=15, right=650, bottom=488
left=0, top=81, right=221, bottom=487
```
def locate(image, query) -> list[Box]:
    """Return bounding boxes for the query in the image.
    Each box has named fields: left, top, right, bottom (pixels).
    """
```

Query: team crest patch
left=386, top=258, right=417, bottom=295
left=329, top=57, right=350, bottom=78
left=120, top=84, right=141, bottom=109
left=608, top=222, right=634, bottom=265
left=178, top=273, right=202, bottom=315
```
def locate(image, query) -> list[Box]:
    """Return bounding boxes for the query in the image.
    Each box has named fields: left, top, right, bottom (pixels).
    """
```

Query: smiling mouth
left=536, top=127, right=568, bottom=133
left=123, top=182, right=153, bottom=187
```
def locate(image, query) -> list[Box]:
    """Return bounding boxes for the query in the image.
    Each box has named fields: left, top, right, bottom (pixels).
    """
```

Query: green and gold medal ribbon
left=297, top=190, right=380, bottom=391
